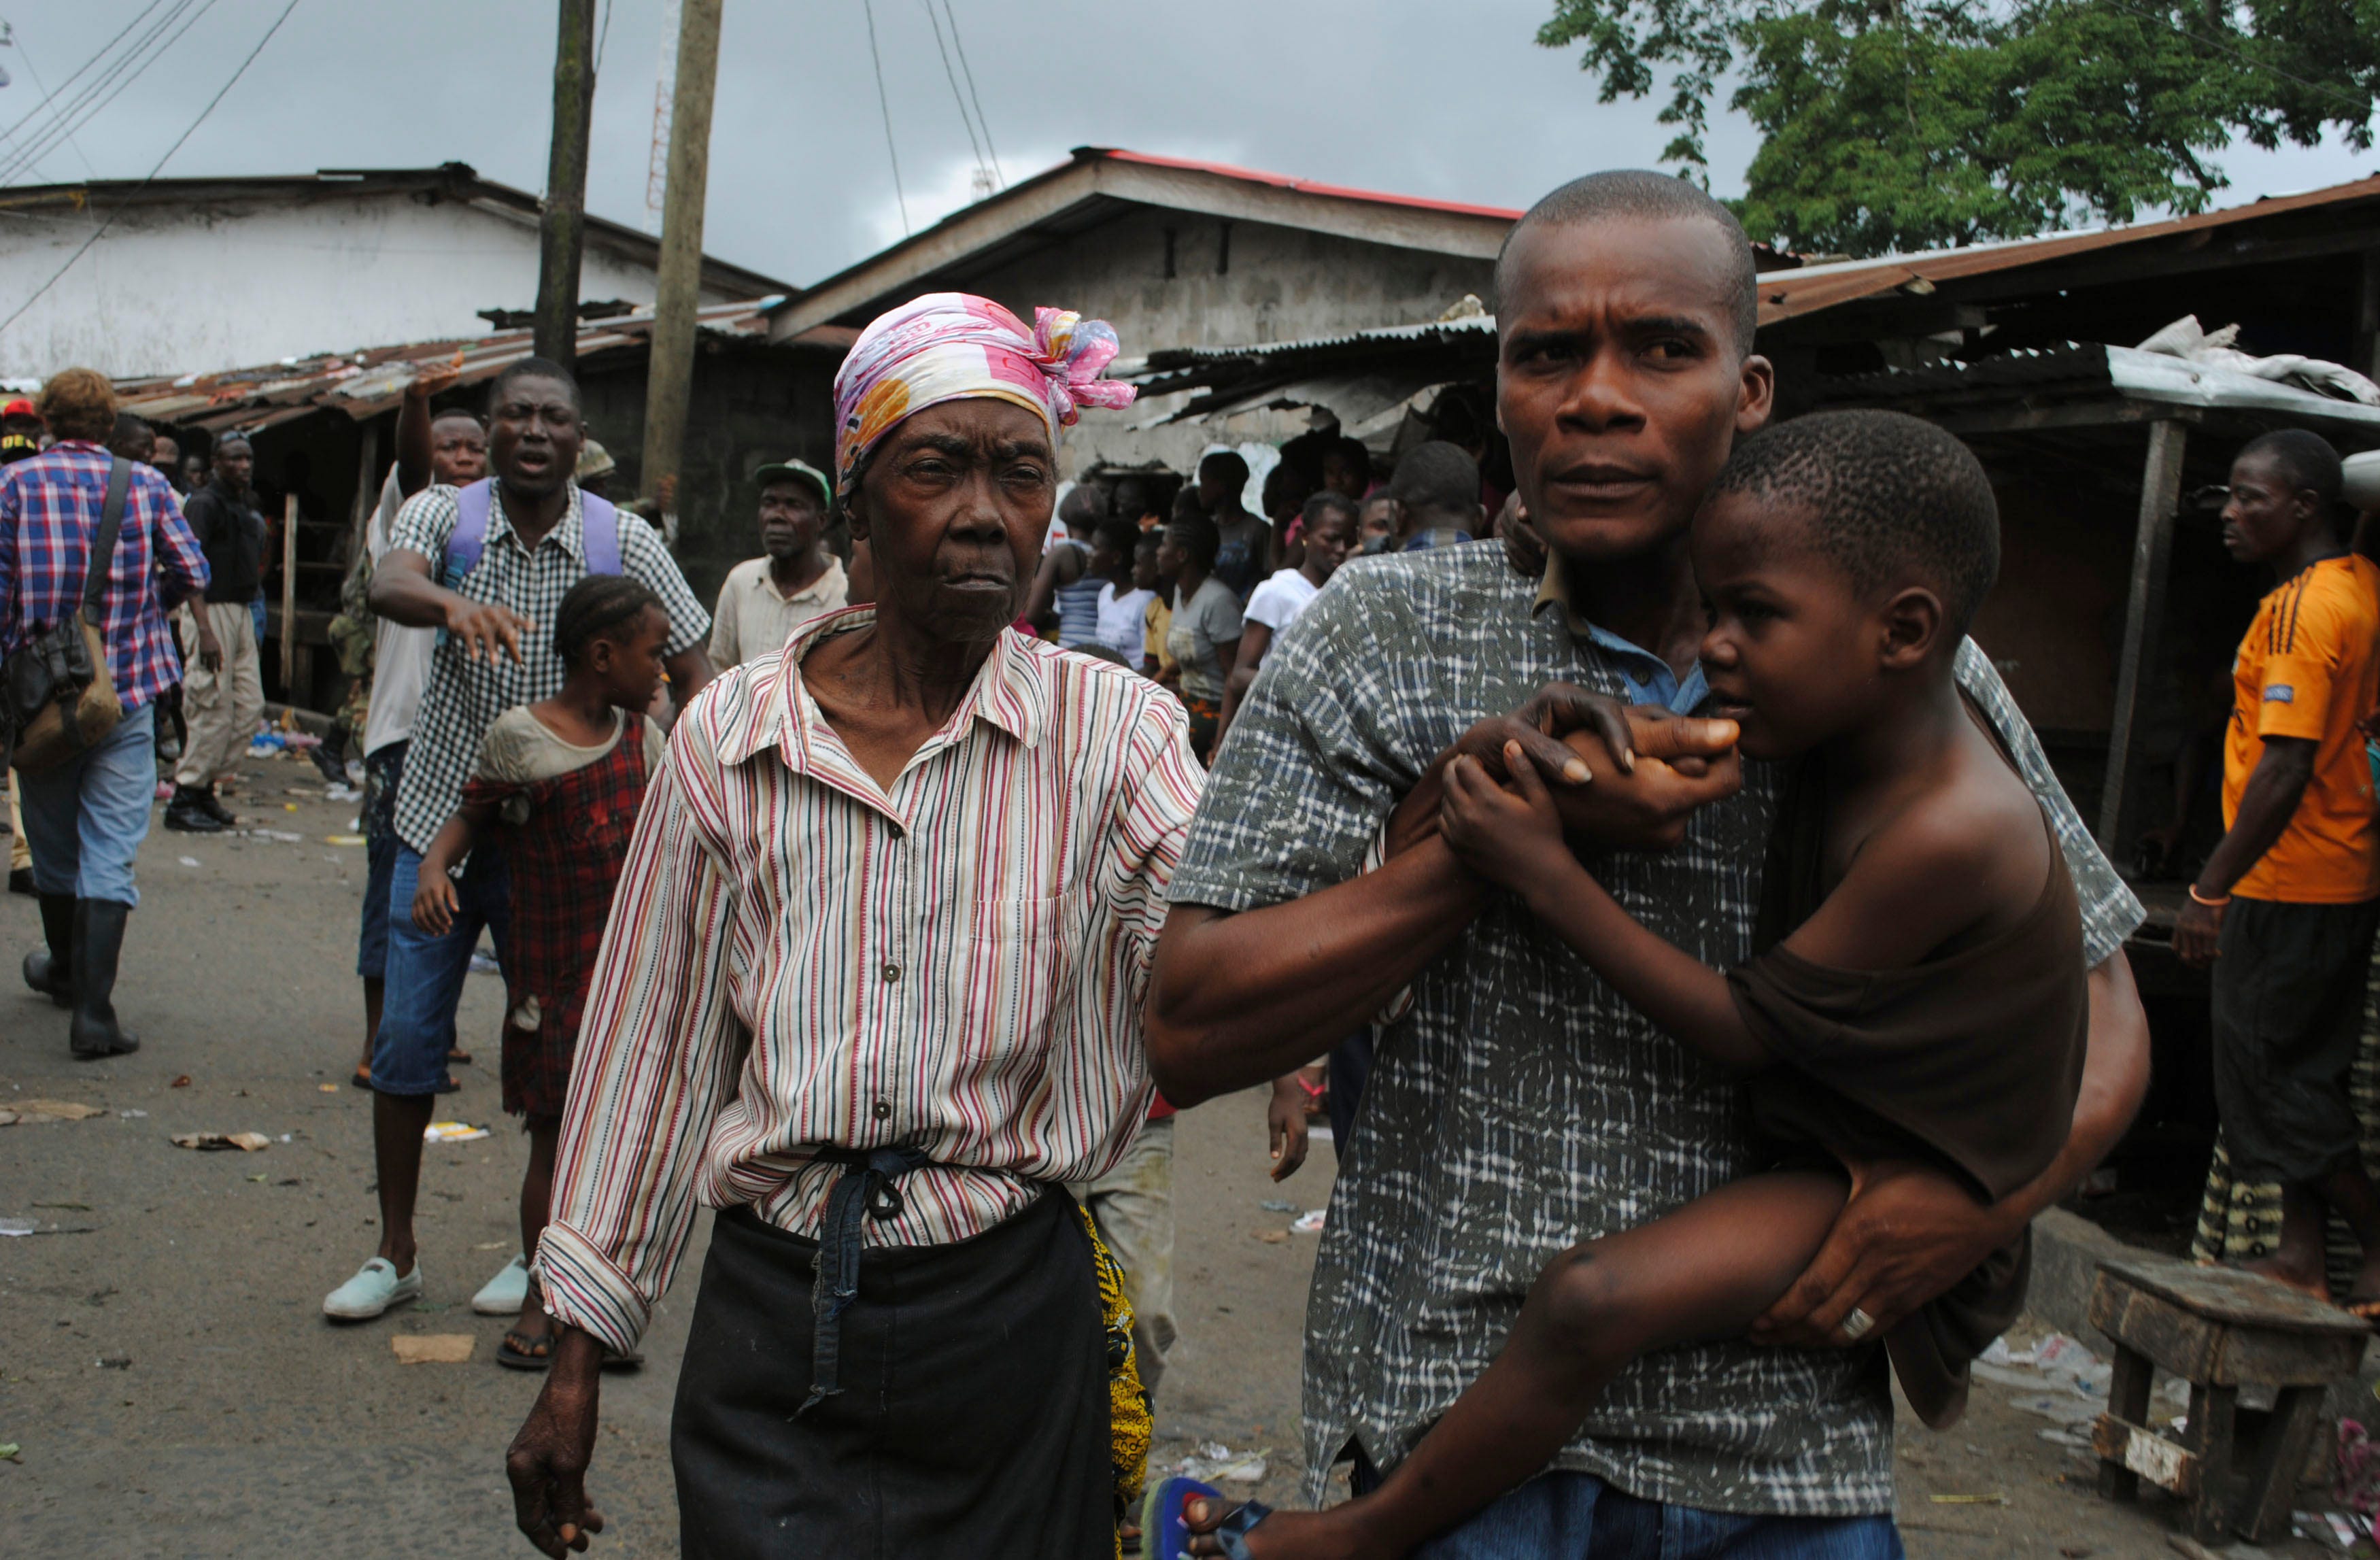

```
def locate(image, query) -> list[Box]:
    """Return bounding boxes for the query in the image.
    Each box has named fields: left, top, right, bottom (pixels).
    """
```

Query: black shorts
left=2211, top=895, right=2380, bottom=1185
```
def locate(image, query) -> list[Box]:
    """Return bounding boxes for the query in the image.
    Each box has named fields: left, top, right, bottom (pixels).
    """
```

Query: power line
left=0, top=0, right=305, bottom=338
left=0, top=0, right=198, bottom=178
left=0, top=0, right=218, bottom=188
left=861, top=0, right=908, bottom=234
left=0, top=0, right=168, bottom=144
left=1, top=22, right=101, bottom=180
left=940, top=0, right=1000, bottom=187
left=918, top=0, right=987, bottom=191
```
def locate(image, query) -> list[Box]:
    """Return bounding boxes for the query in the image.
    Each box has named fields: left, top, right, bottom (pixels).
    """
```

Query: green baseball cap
left=753, top=456, right=832, bottom=507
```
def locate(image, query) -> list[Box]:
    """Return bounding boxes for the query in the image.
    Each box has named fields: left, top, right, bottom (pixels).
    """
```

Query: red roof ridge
left=1078, top=147, right=1523, bottom=222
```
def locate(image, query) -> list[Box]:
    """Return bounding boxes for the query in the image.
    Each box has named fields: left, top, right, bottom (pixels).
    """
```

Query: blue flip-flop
left=1140, top=1477, right=1273, bottom=1560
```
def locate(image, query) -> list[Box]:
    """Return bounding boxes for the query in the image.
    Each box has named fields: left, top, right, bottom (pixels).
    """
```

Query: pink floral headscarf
left=832, top=292, right=1137, bottom=498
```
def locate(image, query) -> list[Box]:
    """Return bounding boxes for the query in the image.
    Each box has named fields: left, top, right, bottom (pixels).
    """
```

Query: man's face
left=1496, top=216, right=1772, bottom=568
left=1693, top=492, right=1873, bottom=761
left=850, top=399, right=1054, bottom=643
left=215, top=441, right=255, bottom=493
left=758, top=479, right=824, bottom=561
left=431, top=416, right=488, bottom=487
left=151, top=435, right=180, bottom=471
left=1359, top=496, right=1399, bottom=552
left=1195, top=466, right=1234, bottom=510
left=1304, top=511, right=1357, bottom=582
left=1131, top=537, right=1163, bottom=592
left=1322, top=450, right=1366, bottom=501
left=488, top=375, right=583, bottom=498
left=2221, top=454, right=2319, bottom=564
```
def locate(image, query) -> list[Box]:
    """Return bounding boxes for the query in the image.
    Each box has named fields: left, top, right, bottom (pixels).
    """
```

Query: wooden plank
left=2188, top=1383, right=2239, bottom=1542
left=2092, top=1414, right=2199, bottom=1496
left=347, top=419, right=379, bottom=564
left=2096, top=421, right=2188, bottom=853
left=2237, top=1385, right=2326, bottom=1544
left=2098, top=1346, right=2156, bottom=1500
left=277, top=493, right=299, bottom=689
left=2090, top=1284, right=2227, bottom=1381
left=2097, top=1258, right=2373, bottom=1336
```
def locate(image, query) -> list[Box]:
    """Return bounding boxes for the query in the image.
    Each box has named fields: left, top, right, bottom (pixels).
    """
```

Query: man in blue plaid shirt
left=1153, top=175, right=2152, bottom=1559
left=3, top=369, right=208, bottom=1059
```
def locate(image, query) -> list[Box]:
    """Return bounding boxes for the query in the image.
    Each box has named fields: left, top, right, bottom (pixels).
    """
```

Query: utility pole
left=533, top=0, right=598, bottom=368
left=639, top=0, right=723, bottom=511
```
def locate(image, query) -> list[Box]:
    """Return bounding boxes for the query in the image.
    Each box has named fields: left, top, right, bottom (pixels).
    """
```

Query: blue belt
left=798, top=1144, right=933, bottom=1417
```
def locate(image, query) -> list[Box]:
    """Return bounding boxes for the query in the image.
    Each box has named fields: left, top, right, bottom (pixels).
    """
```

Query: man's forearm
left=2197, top=745, right=2314, bottom=896
left=367, top=557, right=456, bottom=629
left=2001, top=951, right=2151, bottom=1227
left=1147, top=836, right=1483, bottom=1104
left=394, top=385, right=435, bottom=495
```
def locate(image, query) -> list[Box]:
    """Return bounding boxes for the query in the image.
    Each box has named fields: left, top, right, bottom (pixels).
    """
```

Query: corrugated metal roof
left=114, top=299, right=842, bottom=434
left=1814, top=341, right=2380, bottom=432
left=1755, top=175, right=2380, bottom=325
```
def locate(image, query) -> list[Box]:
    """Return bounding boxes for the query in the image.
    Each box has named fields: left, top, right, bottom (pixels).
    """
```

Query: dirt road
left=0, top=757, right=2351, bottom=1557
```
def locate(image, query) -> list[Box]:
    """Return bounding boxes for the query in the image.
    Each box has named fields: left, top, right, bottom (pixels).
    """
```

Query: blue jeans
left=371, top=841, right=507, bottom=1096
left=1387, top=1471, right=1903, bottom=1560
left=19, top=703, right=157, bottom=906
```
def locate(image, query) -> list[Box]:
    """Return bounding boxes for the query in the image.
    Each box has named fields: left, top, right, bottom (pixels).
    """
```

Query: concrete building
left=762, top=148, right=1526, bottom=475
left=0, top=164, right=787, bottom=379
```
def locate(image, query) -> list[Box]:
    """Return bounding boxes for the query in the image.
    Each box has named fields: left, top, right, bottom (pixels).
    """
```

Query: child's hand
left=1441, top=739, right=1567, bottom=893
left=1267, top=1074, right=1312, bottom=1181
left=411, top=864, right=460, bottom=936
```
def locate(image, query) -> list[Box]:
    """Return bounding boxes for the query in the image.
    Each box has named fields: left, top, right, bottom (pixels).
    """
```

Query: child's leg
left=1196, top=1170, right=1850, bottom=1560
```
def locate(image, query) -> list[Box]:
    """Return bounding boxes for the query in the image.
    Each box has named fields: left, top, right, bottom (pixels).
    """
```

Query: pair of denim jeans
left=369, top=841, right=507, bottom=1096
left=19, top=702, right=156, bottom=906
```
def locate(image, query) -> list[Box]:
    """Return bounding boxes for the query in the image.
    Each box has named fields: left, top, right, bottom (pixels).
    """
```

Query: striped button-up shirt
left=539, top=609, right=1204, bottom=1353
left=0, top=442, right=208, bottom=711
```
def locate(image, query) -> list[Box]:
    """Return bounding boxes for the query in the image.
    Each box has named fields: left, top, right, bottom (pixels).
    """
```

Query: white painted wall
left=0, top=191, right=745, bottom=379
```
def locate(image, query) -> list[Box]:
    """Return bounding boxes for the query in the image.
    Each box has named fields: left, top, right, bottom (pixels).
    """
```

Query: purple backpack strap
left=580, top=492, right=622, bottom=576
left=442, top=479, right=495, bottom=590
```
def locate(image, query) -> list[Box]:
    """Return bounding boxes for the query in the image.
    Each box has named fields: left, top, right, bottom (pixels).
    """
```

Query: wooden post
left=2098, top=418, right=2189, bottom=853
left=639, top=0, right=724, bottom=510
left=278, top=493, right=299, bottom=692
left=348, top=419, right=380, bottom=564
left=2357, top=250, right=2380, bottom=385
left=533, top=0, right=599, bottom=368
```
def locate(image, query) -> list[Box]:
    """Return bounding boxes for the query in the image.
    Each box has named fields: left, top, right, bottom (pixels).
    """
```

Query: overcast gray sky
left=7, top=0, right=2374, bottom=288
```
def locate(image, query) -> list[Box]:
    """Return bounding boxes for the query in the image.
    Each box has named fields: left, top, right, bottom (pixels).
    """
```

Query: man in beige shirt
left=707, top=456, right=847, bottom=667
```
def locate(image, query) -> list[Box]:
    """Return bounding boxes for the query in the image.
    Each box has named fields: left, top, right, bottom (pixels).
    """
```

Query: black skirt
left=672, top=1191, right=1112, bottom=1560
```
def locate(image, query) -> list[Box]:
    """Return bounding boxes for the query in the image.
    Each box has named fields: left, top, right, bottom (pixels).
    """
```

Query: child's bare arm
left=1440, top=745, right=1769, bottom=1073
left=409, top=798, right=499, bottom=935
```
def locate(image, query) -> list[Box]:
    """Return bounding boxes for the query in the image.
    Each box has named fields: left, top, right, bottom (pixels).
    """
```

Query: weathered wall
left=579, top=340, right=844, bottom=609
left=0, top=192, right=747, bottom=380
left=933, top=208, right=1497, bottom=477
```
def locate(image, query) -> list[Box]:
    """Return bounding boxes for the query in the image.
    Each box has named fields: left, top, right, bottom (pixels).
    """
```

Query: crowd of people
left=6, top=163, right=2380, bottom=1560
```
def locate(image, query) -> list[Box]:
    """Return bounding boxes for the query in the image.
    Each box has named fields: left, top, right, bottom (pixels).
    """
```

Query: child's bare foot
left=2239, top=1251, right=2330, bottom=1302
left=1183, top=1496, right=1371, bottom=1560
left=2347, top=1250, right=2380, bottom=1321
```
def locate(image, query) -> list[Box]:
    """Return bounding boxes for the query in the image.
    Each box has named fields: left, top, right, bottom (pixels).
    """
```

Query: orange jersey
left=2222, top=554, right=2380, bottom=904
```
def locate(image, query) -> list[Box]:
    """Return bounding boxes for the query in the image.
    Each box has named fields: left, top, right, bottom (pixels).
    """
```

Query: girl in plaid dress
left=412, top=575, right=669, bottom=1369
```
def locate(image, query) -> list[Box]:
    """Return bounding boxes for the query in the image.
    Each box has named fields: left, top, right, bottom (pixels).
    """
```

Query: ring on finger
left=1839, top=1306, right=1876, bottom=1342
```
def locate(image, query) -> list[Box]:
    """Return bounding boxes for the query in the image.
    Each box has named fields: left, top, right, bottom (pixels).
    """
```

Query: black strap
left=797, top=1144, right=934, bottom=1417
left=83, top=456, right=131, bottom=621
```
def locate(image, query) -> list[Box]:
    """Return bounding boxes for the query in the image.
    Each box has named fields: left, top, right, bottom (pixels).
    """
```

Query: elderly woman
left=505, top=294, right=1197, bottom=1559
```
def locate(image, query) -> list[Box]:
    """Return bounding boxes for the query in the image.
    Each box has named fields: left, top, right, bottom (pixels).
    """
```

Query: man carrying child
left=1153, top=171, right=2152, bottom=1557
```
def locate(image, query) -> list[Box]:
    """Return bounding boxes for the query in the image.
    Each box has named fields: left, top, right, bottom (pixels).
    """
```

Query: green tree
left=1537, top=0, right=2380, bottom=256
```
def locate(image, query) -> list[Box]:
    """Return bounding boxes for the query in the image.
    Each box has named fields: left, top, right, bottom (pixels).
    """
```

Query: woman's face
left=849, top=399, right=1055, bottom=643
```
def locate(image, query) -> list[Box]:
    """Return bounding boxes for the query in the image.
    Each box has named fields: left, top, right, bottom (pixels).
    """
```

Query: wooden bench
left=2090, top=1255, right=2369, bottom=1542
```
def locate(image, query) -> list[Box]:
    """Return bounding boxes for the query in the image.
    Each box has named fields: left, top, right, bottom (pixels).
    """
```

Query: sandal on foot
left=1142, top=1478, right=1272, bottom=1560
left=498, top=1327, right=554, bottom=1370
left=446, top=1047, right=473, bottom=1066
left=351, top=1064, right=373, bottom=1089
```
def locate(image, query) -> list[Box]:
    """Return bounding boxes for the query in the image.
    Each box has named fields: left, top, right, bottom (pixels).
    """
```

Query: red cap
left=1, top=399, right=35, bottom=419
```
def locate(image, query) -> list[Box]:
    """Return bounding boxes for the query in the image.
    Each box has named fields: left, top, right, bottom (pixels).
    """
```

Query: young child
left=1185, top=409, right=2090, bottom=1558
left=410, top=574, right=670, bottom=1370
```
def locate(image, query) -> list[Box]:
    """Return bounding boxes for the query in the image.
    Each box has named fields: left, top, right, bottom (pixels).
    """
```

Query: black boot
left=22, top=891, right=73, bottom=1006
left=69, top=899, right=139, bottom=1059
left=164, top=786, right=226, bottom=834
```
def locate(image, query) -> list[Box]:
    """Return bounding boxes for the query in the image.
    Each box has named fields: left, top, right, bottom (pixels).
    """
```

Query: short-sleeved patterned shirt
left=388, top=481, right=709, bottom=855
left=1171, top=543, right=2143, bottom=1516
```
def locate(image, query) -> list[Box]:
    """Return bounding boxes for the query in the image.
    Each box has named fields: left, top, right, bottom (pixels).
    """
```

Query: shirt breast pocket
left=950, top=887, right=1090, bottom=1066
